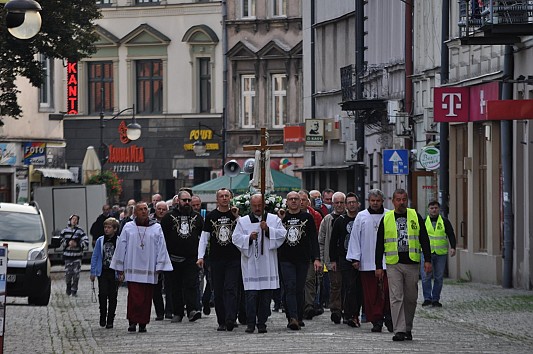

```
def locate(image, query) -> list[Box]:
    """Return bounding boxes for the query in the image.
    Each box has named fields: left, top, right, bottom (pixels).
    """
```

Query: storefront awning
left=35, top=168, right=75, bottom=180
left=293, top=164, right=355, bottom=172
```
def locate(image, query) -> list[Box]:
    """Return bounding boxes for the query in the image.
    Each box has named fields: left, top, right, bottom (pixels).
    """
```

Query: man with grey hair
left=318, top=191, right=346, bottom=324
left=347, top=189, right=393, bottom=333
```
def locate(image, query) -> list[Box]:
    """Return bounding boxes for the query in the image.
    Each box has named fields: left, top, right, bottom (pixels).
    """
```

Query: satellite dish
left=243, top=158, right=255, bottom=174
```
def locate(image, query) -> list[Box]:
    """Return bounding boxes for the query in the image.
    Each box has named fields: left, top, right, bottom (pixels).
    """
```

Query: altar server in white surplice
left=232, top=194, right=286, bottom=334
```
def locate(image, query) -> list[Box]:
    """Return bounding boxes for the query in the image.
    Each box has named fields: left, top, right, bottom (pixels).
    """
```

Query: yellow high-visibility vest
left=383, top=208, right=421, bottom=264
left=425, top=215, right=448, bottom=255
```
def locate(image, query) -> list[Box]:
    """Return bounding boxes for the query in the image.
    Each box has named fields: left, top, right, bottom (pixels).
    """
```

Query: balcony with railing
left=458, top=0, right=533, bottom=45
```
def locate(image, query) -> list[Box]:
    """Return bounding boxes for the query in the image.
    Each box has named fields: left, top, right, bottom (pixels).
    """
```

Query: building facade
left=62, top=0, right=225, bottom=202
left=224, top=0, right=304, bottom=176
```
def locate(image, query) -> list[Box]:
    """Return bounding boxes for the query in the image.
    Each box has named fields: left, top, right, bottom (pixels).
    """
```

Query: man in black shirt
left=280, top=191, right=322, bottom=330
left=330, top=192, right=362, bottom=327
left=197, top=188, right=241, bottom=331
left=161, top=191, right=203, bottom=323
left=375, top=189, right=432, bottom=342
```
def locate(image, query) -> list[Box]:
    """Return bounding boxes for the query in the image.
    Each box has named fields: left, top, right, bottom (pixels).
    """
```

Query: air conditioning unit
left=210, top=169, right=222, bottom=180
left=423, top=108, right=438, bottom=133
left=387, top=100, right=402, bottom=124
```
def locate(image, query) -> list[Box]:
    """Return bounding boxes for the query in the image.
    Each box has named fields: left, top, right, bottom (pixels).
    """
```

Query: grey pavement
left=4, top=265, right=533, bottom=353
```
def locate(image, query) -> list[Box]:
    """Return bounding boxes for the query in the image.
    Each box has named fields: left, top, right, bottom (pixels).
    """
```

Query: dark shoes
left=257, top=326, right=267, bottom=334
left=165, top=313, right=173, bottom=319
left=405, top=331, right=413, bottom=340
left=128, top=323, right=137, bottom=332
left=385, top=319, right=394, bottom=333
left=298, top=321, right=305, bottom=327
left=331, top=312, right=342, bottom=324
left=371, top=323, right=383, bottom=332
left=203, top=305, right=211, bottom=315
left=138, top=324, right=147, bottom=333
left=225, top=320, right=235, bottom=331
left=105, top=323, right=113, bottom=329
left=303, top=308, right=315, bottom=320
left=171, top=315, right=183, bottom=323
left=155, top=315, right=164, bottom=321
left=288, top=318, right=300, bottom=330
left=99, top=315, right=107, bottom=328
left=217, top=324, right=226, bottom=331
left=422, top=300, right=432, bottom=306
left=189, top=310, right=201, bottom=322
left=245, top=326, right=255, bottom=333
left=392, top=332, right=406, bottom=341
left=71, top=292, right=77, bottom=297
left=432, top=301, right=443, bottom=307
left=346, top=318, right=360, bottom=328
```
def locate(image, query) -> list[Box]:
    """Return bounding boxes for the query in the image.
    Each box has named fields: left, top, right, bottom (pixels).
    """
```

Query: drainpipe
left=222, top=1, right=228, bottom=171
left=311, top=0, right=316, bottom=171
left=439, top=0, right=450, bottom=217
left=502, top=45, right=514, bottom=288
left=355, top=0, right=365, bottom=206
left=405, top=0, right=413, bottom=195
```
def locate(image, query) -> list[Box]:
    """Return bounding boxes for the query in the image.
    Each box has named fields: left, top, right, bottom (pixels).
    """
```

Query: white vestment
left=232, top=213, right=286, bottom=290
left=110, top=219, right=173, bottom=284
left=346, top=208, right=389, bottom=271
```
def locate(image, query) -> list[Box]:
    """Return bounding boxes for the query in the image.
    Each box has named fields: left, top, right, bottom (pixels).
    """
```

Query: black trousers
left=170, top=260, right=199, bottom=317
left=97, top=269, right=119, bottom=321
left=210, top=258, right=241, bottom=325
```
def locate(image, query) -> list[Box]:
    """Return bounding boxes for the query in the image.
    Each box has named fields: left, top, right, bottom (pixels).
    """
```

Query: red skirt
left=127, top=282, right=154, bottom=325
left=360, top=271, right=390, bottom=323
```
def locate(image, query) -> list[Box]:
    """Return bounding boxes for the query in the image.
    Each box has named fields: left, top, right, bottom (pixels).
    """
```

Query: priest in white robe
left=232, top=194, right=286, bottom=334
left=111, top=201, right=173, bottom=333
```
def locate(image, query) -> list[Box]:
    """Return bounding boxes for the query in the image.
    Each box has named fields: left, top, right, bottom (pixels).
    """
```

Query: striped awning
left=35, top=168, right=75, bottom=180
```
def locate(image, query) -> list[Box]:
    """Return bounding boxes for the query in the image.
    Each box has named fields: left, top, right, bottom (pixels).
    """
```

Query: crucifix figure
left=243, top=128, right=283, bottom=254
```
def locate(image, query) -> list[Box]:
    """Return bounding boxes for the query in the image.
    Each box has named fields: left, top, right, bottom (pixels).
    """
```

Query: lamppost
left=3, top=0, right=42, bottom=39
left=192, top=121, right=225, bottom=172
left=99, top=106, right=142, bottom=167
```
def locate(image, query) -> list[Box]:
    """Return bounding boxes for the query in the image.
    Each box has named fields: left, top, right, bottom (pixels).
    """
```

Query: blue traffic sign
left=383, top=149, right=409, bottom=175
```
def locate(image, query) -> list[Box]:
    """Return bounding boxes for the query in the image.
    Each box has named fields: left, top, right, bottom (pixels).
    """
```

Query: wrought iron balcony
left=458, top=0, right=533, bottom=45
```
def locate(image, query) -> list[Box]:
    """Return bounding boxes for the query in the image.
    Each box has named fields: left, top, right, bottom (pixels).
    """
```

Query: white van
left=0, top=202, right=60, bottom=305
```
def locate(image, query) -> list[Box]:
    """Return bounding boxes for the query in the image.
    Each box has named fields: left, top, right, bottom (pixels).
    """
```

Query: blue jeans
left=420, top=253, right=447, bottom=302
left=280, top=261, right=308, bottom=321
left=245, top=289, right=273, bottom=328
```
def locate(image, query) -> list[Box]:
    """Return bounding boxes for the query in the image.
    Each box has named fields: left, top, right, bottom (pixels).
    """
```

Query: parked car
left=0, top=202, right=60, bottom=305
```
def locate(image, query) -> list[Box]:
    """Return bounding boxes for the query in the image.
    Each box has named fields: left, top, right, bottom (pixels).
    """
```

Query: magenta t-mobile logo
left=441, top=93, right=463, bottom=117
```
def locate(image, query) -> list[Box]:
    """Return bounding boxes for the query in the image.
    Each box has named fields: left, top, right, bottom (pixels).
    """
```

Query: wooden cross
left=243, top=128, right=283, bottom=254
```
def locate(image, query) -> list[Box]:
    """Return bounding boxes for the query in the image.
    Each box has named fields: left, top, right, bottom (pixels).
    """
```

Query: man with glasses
left=161, top=190, right=204, bottom=323
left=280, top=192, right=322, bottom=330
left=318, top=191, right=346, bottom=324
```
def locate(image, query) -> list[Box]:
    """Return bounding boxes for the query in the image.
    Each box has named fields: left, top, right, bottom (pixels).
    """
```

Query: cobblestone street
left=4, top=266, right=533, bottom=353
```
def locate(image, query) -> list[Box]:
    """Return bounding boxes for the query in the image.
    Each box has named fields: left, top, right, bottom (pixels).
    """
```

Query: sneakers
left=331, top=312, right=342, bottom=324
left=288, top=318, right=300, bottom=330
left=371, top=323, right=382, bottom=332
left=422, top=300, right=432, bottom=306
left=405, top=331, right=413, bottom=340
left=392, top=332, right=406, bottom=341
left=188, top=310, right=201, bottom=322
left=432, top=301, right=443, bottom=307
left=171, top=315, right=183, bottom=323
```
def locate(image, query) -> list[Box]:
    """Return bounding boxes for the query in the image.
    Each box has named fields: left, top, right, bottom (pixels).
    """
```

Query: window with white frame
left=271, top=74, right=287, bottom=128
left=241, top=0, right=256, bottom=18
left=272, top=0, right=286, bottom=17
left=39, top=55, right=53, bottom=109
left=241, top=75, right=256, bottom=128
left=198, top=58, right=211, bottom=113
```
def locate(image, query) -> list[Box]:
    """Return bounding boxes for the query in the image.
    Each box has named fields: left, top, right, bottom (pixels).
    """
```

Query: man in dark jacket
left=90, top=204, right=111, bottom=247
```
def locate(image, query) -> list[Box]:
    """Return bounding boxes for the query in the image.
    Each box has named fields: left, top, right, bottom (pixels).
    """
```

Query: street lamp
left=192, top=121, right=225, bottom=172
left=4, top=0, right=42, bottom=39
left=99, top=105, right=142, bottom=166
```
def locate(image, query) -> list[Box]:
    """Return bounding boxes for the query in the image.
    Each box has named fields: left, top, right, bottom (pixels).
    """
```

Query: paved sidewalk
left=4, top=269, right=533, bottom=353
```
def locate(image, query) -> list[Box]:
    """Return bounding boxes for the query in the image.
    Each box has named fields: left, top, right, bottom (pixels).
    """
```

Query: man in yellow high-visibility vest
left=375, top=189, right=432, bottom=342
left=420, top=201, right=456, bottom=308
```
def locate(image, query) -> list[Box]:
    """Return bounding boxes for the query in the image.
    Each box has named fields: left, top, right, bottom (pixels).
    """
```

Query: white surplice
left=110, top=219, right=173, bottom=284
left=232, top=213, right=286, bottom=290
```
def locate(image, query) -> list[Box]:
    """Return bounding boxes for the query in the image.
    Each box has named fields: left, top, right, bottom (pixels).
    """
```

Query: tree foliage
left=0, top=0, right=101, bottom=118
